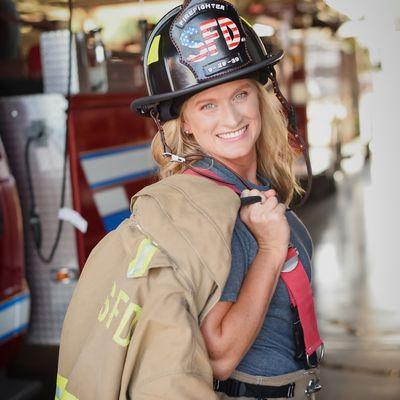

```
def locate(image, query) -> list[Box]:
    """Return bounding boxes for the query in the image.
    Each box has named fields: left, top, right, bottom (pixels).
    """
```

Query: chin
left=215, top=150, right=253, bottom=162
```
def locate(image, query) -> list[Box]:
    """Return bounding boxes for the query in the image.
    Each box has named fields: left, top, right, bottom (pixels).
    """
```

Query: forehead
left=189, top=78, right=255, bottom=103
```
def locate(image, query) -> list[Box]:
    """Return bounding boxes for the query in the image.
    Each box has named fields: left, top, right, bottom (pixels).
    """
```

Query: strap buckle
left=287, top=383, right=296, bottom=397
left=162, top=152, right=186, bottom=163
left=306, top=343, right=325, bottom=368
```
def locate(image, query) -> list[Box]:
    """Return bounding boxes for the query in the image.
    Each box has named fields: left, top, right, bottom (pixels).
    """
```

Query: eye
left=201, top=103, right=216, bottom=111
left=234, top=91, right=248, bottom=101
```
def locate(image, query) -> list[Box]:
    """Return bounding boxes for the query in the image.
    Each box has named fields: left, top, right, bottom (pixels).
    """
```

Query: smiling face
left=182, top=78, right=262, bottom=171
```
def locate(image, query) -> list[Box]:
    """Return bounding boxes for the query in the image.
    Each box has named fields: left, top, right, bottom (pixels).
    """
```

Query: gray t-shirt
left=195, top=159, right=313, bottom=376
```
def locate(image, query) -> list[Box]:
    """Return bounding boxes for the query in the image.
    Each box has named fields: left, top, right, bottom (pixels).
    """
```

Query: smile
left=216, top=125, right=248, bottom=140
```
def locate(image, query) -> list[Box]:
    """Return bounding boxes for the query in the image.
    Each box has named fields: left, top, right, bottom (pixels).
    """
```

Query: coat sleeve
left=120, top=266, right=219, bottom=400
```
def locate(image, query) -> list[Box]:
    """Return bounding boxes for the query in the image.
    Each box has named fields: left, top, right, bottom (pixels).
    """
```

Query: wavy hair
left=151, top=81, right=303, bottom=205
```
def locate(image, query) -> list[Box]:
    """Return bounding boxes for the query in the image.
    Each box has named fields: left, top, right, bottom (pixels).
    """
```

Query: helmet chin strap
left=149, top=74, right=313, bottom=209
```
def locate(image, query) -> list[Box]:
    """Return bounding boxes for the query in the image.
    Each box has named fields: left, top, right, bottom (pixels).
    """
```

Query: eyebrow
left=194, top=83, right=252, bottom=106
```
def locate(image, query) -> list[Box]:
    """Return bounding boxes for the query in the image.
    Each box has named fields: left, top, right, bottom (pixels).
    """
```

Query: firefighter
left=56, top=1, right=322, bottom=399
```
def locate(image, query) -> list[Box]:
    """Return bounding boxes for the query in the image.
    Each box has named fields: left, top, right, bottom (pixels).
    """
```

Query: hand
left=239, top=189, right=289, bottom=258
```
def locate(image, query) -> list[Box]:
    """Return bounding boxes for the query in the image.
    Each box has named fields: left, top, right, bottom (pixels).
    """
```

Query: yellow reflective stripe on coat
left=127, top=238, right=158, bottom=278
left=55, top=374, right=79, bottom=400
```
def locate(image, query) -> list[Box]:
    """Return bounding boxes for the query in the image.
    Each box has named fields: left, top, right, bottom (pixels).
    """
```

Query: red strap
left=184, top=167, right=323, bottom=356
left=281, top=249, right=323, bottom=356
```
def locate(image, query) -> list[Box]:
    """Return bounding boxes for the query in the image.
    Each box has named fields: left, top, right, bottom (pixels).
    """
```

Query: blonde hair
left=151, top=81, right=303, bottom=205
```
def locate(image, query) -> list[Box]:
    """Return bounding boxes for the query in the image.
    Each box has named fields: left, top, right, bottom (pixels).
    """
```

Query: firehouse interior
left=0, top=0, right=399, bottom=399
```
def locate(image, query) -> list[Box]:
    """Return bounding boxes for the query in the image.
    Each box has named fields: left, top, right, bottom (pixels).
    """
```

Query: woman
left=156, top=77, right=298, bottom=375
left=56, top=1, right=322, bottom=399
left=134, top=0, right=323, bottom=397
left=150, top=78, right=322, bottom=399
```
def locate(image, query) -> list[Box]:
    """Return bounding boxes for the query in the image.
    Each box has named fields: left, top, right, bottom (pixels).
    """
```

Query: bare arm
left=200, top=249, right=283, bottom=379
left=200, top=189, right=289, bottom=380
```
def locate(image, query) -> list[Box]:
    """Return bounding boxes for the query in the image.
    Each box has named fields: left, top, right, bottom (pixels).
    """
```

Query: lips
left=216, top=125, right=248, bottom=140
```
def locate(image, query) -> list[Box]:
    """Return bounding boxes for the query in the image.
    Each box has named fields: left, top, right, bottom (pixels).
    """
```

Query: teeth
left=217, top=126, right=247, bottom=139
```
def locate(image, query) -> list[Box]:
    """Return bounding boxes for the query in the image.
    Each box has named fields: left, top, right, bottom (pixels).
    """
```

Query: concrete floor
left=6, top=162, right=400, bottom=399
left=298, top=163, right=400, bottom=400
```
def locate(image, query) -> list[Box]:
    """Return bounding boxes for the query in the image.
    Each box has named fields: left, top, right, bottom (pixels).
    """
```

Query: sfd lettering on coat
left=98, top=282, right=142, bottom=347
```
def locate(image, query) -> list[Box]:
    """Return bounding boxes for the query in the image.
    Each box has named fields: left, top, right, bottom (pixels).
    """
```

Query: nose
left=222, top=101, right=241, bottom=128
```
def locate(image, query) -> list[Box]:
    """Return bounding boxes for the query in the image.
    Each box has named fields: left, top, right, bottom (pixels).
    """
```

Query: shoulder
left=137, top=174, right=239, bottom=198
left=131, top=174, right=241, bottom=219
left=286, top=210, right=313, bottom=258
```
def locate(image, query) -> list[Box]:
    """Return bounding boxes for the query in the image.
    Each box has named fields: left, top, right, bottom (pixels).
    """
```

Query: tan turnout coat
left=56, top=174, right=240, bottom=400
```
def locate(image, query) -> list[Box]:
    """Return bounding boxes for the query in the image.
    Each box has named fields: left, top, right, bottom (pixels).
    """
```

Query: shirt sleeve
left=220, top=223, right=247, bottom=302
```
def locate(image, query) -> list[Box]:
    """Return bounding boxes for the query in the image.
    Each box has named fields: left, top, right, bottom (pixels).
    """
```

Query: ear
left=182, top=123, right=193, bottom=135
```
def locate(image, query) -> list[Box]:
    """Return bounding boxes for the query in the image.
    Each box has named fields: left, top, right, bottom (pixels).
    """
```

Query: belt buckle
left=305, top=377, right=322, bottom=398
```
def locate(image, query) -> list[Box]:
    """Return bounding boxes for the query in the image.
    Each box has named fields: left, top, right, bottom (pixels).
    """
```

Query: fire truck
left=0, top=89, right=157, bottom=400
left=0, top=136, right=29, bottom=368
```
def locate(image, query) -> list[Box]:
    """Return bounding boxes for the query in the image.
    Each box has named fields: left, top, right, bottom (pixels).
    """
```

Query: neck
left=214, top=154, right=258, bottom=185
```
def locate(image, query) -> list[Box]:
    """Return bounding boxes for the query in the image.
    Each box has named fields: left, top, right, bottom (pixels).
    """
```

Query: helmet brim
left=131, top=49, right=283, bottom=121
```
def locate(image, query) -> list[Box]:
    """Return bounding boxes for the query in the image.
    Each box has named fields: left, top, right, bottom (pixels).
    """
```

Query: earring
left=183, top=129, right=191, bottom=135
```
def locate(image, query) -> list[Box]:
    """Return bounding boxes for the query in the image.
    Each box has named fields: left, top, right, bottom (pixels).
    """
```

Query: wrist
left=257, top=246, right=287, bottom=267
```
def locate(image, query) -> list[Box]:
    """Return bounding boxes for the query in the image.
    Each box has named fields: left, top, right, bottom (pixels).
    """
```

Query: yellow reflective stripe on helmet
left=147, top=35, right=161, bottom=65
left=240, top=16, right=253, bottom=28
left=127, top=238, right=158, bottom=278
left=55, top=374, right=79, bottom=400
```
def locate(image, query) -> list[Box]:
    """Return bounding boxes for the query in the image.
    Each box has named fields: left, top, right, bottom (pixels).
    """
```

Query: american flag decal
left=169, top=0, right=254, bottom=79
left=180, top=26, right=203, bottom=49
left=218, top=17, right=241, bottom=50
left=200, top=18, right=219, bottom=57
left=180, top=16, right=241, bottom=64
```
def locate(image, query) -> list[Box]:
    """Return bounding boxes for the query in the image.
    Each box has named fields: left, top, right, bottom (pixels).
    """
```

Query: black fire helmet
left=131, top=0, right=284, bottom=122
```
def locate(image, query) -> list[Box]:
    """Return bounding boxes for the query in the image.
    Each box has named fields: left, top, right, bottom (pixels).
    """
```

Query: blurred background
left=0, top=0, right=399, bottom=399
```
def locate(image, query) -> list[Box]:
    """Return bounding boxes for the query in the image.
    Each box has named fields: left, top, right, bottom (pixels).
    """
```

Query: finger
left=240, top=189, right=251, bottom=198
left=264, top=189, right=277, bottom=199
left=248, top=189, right=262, bottom=196
left=264, top=195, right=278, bottom=209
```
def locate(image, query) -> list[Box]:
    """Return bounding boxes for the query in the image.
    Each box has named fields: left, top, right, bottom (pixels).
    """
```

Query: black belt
left=214, top=378, right=295, bottom=398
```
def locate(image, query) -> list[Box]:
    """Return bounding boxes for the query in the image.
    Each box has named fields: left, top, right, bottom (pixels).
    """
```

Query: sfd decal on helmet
left=170, top=0, right=252, bottom=80
left=180, top=17, right=240, bottom=63
left=219, top=17, right=241, bottom=49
